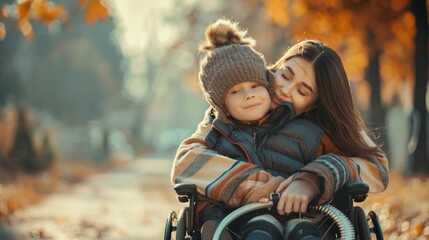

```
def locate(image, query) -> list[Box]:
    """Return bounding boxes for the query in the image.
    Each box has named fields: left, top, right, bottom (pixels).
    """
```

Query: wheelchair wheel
left=214, top=202, right=356, bottom=240
left=354, top=207, right=371, bottom=240
left=164, top=211, right=177, bottom=240
left=368, top=210, right=384, bottom=240
left=176, top=207, right=188, bottom=240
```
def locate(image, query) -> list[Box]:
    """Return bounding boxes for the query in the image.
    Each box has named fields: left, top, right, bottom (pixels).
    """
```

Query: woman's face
left=271, top=57, right=319, bottom=116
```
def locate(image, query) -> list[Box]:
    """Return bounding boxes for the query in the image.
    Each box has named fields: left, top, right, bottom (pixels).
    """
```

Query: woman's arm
left=172, top=109, right=389, bottom=208
left=275, top=133, right=389, bottom=214
left=297, top=133, right=389, bottom=205
left=171, top=108, right=284, bottom=207
left=347, top=131, right=389, bottom=193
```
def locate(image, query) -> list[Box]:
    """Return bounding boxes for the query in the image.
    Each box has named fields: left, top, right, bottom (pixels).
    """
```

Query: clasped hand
left=259, top=174, right=319, bottom=215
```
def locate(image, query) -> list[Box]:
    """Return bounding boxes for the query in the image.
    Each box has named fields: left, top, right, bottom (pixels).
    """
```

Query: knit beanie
left=198, top=19, right=275, bottom=123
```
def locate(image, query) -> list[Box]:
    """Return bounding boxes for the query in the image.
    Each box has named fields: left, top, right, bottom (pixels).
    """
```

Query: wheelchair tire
left=164, top=211, right=177, bottom=240
left=176, top=207, right=188, bottom=240
left=368, top=210, right=384, bottom=240
left=354, top=207, right=371, bottom=240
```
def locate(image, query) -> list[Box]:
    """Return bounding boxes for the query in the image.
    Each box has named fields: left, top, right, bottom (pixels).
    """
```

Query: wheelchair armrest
left=174, top=183, right=197, bottom=203
left=345, top=182, right=369, bottom=203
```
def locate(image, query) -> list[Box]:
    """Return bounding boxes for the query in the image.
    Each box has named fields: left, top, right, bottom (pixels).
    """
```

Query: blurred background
left=0, top=0, right=428, bottom=239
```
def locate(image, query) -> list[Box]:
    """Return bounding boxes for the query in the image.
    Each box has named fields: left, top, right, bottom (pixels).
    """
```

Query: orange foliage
left=264, top=0, right=290, bottom=26
left=0, top=5, right=8, bottom=19
left=15, top=0, right=68, bottom=40
left=0, top=174, right=56, bottom=217
left=291, top=1, right=308, bottom=17
left=263, top=0, right=414, bottom=106
left=32, top=0, right=67, bottom=26
left=79, top=0, right=109, bottom=25
left=0, top=22, right=5, bottom=40
left=0, top=0, right=110, bottom=41
left=17, top=0, right=32, bottom=25
left=16, top=0, right=33, bottom=40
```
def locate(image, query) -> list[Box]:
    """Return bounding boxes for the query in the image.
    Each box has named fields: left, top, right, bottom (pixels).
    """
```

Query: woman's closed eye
left=298, top=86, right=313, bottom=96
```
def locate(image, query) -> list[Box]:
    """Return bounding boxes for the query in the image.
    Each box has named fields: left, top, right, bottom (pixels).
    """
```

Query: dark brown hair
left=269, top=40, right=380, bottom=157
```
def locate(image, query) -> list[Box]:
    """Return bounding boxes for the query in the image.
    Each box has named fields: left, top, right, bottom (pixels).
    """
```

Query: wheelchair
left=164, top=182, right=384, bottom=240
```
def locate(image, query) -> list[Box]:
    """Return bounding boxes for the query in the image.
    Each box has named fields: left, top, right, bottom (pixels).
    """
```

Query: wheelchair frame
left=164, top=182, right=384, bottom=240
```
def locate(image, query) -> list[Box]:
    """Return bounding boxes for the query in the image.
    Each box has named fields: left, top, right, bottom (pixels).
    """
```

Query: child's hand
left=258, top=197, right=270, bottom=203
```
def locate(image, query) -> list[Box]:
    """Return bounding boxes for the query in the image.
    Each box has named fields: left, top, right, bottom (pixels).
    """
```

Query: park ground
left=0, top=157, right=429, bottom=239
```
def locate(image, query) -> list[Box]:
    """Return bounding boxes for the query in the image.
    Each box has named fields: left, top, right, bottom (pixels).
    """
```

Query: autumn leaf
left=0, top=22, right=5, bottom=40
left=17, top=0, right=32, bottom=27
left=85, top=0, right=109, bottom=25
left=0, top=0, right=110, bottom=41
left=32, top=0, right=68, bottom=26
left=0, top=5, right=8, bottom=20
left=16, top=0, right=34, bottom=40
left=20, top=21, right=34, bottom=41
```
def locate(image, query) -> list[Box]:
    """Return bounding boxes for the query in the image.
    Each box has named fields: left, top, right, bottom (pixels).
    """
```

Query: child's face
left=224, top=81, right=271, bottom=122
left=271, top=57, right=318, bottom=116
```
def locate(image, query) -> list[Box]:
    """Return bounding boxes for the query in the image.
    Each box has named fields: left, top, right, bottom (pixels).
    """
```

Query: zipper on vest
left=213, top=125, right=254, bottom=163
left=252, top=128, right=257, bottom=140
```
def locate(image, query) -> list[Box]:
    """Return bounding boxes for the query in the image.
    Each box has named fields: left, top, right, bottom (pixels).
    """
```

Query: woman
left=171, top=39, right=389, bottom=237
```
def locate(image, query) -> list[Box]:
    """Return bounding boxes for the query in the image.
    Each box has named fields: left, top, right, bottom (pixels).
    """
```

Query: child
left=198, top=19, right=277, bottom=125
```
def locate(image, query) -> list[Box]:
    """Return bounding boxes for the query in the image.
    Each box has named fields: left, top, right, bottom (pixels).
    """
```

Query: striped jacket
left=171, top=108, right=389, bottom=208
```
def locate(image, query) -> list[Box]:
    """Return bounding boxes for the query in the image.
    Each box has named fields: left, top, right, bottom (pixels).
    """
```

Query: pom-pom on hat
left=198, top=18, right=275, bottom=123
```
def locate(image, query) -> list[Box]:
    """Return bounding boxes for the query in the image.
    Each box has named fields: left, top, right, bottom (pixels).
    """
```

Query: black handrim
left=176, top=207, right=188, bottom=240
left=355, top=207, right=371, bottom=240
left=164, top=211, right=177, bottom=240
left=368, top=210, right=384, bottom=240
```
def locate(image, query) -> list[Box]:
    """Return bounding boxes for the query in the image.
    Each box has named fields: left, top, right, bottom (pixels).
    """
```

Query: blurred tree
left=0, top=0, right=123, bottom=125
left=118, top=1, right=223, bottom=151
left=2, top=102, right=55, bottom=174
left=0, top=0, right=24, bottom=106
left=410, top=0, right=428, bottom=173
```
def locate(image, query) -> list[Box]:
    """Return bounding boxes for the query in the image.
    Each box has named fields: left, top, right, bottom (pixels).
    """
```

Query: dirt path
left=1, top=158, right=182, bottom=240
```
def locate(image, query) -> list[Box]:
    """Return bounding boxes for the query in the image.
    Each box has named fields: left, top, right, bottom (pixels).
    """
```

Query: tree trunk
left=365, top=40, right=387, bottom=151
left=410, top=0, right=429, bottom=174
left=366, top=50, right=384, bottom=126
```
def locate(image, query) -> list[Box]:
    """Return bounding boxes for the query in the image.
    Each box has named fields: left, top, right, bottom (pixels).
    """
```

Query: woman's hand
left=275, top=173, right=320, bottom=215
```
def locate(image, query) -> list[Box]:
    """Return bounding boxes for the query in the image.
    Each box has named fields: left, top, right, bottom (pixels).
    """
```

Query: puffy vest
left=205, top=103, right=324, bottom=179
